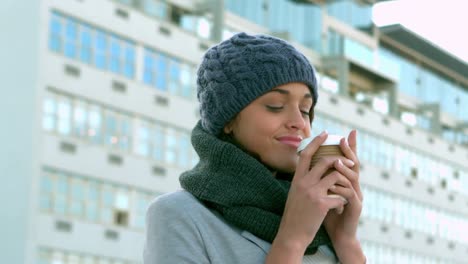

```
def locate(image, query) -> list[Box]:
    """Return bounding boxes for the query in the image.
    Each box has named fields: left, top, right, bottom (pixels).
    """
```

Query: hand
left=323, top=130, right=365, bottom=263
left=272, top=131, right=355, bottom=255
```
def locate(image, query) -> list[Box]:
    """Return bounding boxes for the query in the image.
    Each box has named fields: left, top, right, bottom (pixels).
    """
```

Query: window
left=120, top=116, right=131, bottom=151
left=64, top=18, right=78, bottom=58
left=109, top=36, right=122, bottom=74
left=165, top=128, right=178, bottom=164
left=134, top=193, right=151, bottom=229
left=153, top=125, right=165, bottom=162
left=155, top=53, right=168, bottom=91
left=73, top=101, right=88, bottom=138
left=54, top=172, right=68, bottom=215
left=57, top=96, right=72, bottom=135
left=40, top=168, right=159, bottom=231
left=86, top=181, right=99, bottom=222
left=50, top=12, right=136, bottom=79
left=39, top=248, right=135, bottom=264
left=49, top=13, right=62, bottom=52
left=88, top=105, right=103, bottom=144
left=143, top=0, right=168, bottom=19
left=40, top=171, right=53, bottom=211
left=80, top=25, right=93, bottom=64
left=168, top=59, right=181, bottom=94
left=42, top=96, right=56, bottom=131
left=95, top=30, right=107, bottom=69
left=143, top=52, right=155, bottom=86
left=123, top=43, right=135, bottom=78
left=69, top=178, right=85, bottom=218
left=104, top=111, right=132, bottom=151
left=178, top=133, right=190, bottom=168
left=101, top=185, right=114, bottom=224
left=180, top=64, right=193, bottom=98
left=136, top=121, right=151, bottom=157
left=114, top=190, right=130, bottom=226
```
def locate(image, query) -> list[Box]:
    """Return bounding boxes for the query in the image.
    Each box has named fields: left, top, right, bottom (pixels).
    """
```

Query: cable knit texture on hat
left=197, top=32, right=318, bottom=135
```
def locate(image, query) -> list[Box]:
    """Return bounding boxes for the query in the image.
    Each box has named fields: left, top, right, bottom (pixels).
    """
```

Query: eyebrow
left=267, top=88, right=312, bottom=99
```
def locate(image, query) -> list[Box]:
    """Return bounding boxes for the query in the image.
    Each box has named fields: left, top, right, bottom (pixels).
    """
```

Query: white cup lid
left=297, top=134, right=343, bottom=153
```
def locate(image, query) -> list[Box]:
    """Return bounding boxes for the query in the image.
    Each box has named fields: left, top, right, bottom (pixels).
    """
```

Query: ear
left=223, top=122, right=233, bottom=134
left=223, top=118, right=235, bottom=134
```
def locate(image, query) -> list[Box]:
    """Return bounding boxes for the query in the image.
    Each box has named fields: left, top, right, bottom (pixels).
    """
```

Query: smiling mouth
left=277, top=139, right=301, bottom=148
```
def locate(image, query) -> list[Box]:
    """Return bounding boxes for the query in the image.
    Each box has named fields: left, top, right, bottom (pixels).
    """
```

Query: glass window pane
left=124, top=45, right=135, bottom=78
left=54, top=195, right=67, bottom=215
left=165, top=129, right=177, bottom=164
left=180, top=64, right=192, bottom=98
left=178, top=134, right=190, bottom=167
left=143, top=0, right=168, bottom=19
left=57, top=98, right=72, bottom=135
left=115, top=192, right=129, bottom=210
left=143, top=53, right=155, bottom=85
left=38, top=249, right=50, bottom=264
left=88, top=105, right=102, bottom=144
left=153, top=126, right=164, bottom=161
left=136, top=124, right=150, bottom=156
left=110, top=37, right=121, bottom=74
left=168, top=60, right=180, bottom=94
left=40, top=195, right=52, bottom=211
left=120, top=117, right=131, bottom=151
left=155, top=54, right=167, bottom=91
left=49, top=14, right=63, bottom=52
left=95, top=31, right=107, bottom=69
left=43, top=97, right=56, bottom=131
left=80, top=26, right=93, bottom=63
left=105, top=113, right=118, bottom=147
left=74, top=102, right=87, bottom=138
left=64, top=19, right=77, bottom=58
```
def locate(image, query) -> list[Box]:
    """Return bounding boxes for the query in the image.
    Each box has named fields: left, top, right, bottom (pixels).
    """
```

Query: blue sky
left=372, top=0, right=468, bottom=63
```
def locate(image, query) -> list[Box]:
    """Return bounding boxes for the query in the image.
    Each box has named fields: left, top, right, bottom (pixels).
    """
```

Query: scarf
left=180, top=121, right=333, bottom=254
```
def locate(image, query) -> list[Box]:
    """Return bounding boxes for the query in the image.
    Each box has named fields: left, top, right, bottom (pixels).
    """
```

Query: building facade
left=2, top=0, right=468, bottom=263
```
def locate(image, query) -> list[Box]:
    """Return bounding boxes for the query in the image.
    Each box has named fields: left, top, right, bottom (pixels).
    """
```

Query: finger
left=348, top=130, right=358, bottom=155
left=334, top=159, right=363, bottom=201
left=323, top=195, right=347, bottom=212
left=327, top=193, right=348, bottom=205
left=328, top=185, right=356, bottom=203
left=310, top=156, right=354, bottom=181
left=317, top=170, right=352, bottom=191
left=340, top=137, right=358, bottom=167
left=335, top=205, right=344, bottom=215
left=295, top=131, right=328, bottom=179
left=334, top=159, right=358, bottom=183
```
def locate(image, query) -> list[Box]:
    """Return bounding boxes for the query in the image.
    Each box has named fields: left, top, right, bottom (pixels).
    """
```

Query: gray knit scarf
left=180, top=121, right=333, bottom=254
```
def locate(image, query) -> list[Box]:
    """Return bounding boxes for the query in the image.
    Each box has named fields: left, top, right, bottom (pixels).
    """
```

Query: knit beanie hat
left=197, top=32, right=318, bottom=136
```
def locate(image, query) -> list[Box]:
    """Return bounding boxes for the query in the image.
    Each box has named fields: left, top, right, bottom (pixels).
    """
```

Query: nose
left=286, top=108, right=307, bottom=131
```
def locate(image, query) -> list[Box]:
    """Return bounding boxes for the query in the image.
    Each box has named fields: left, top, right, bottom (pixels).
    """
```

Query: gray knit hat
left=197, top=32, right=318, bottom=135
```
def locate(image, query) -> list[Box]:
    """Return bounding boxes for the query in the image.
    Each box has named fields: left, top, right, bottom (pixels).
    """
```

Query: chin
left=261, top=155, right=298, bottom=174
left=271, top=162, right=297, bottom=174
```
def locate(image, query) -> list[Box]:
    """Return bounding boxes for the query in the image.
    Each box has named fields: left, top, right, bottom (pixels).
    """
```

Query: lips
left=277, top=135, right=303, bottom=148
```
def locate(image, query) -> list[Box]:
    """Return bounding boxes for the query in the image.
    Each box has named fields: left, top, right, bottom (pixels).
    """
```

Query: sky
left=372, top=0, right=468, bottom=63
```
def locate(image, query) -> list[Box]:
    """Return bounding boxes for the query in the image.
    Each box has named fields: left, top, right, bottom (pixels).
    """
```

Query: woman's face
left=224, top=82, right=313, bottom=174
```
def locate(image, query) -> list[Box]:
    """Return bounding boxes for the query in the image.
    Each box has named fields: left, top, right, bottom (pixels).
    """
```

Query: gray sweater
left=143, top=190, right=338, bottom=264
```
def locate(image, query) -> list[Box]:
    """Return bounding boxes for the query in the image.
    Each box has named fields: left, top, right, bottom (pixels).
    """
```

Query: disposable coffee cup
left=297, top=135, right=344, bottom=177
left=297, top=134, right=348, bottom=210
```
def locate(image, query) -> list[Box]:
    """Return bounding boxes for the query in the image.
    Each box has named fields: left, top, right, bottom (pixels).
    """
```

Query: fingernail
left=336, top=206, right=344, bottom=215
left=337, top=159, right=343, bottom=167
left=319, top=130, right=328, bottom=137
left=345, top=159, right=355, bottom=167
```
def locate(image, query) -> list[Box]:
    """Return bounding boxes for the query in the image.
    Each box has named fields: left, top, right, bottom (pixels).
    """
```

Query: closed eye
left=266, top=105, right=283, bottom=112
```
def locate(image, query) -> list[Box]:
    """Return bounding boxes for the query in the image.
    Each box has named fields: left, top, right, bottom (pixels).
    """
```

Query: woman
left=144, top=32, right=366, bottom=264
